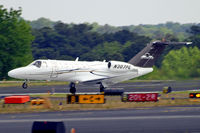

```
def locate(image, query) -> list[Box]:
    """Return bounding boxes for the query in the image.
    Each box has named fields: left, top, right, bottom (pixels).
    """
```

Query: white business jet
left=8, top=41, right=191, bottom=94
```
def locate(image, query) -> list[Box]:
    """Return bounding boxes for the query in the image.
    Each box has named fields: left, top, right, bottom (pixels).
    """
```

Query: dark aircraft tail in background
left=128, top=41, right=192, bottom=68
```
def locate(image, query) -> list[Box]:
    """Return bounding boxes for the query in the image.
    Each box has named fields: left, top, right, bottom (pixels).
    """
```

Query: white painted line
left=0, top=115, right=200, bottom=123
left=0, top=92, right=102, bottom=97
left=0, top=89, right=199, bottom=97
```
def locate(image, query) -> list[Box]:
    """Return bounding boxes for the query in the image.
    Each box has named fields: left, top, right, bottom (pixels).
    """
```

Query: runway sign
left=67, top=95, right=79, bottom=104
left=79, top=94, right=105, bottom=104
left=189, top=93, right=200, bottom=98
left=67, top=94, right=105, bottom=104
left=122, top=93, right=158, bottom=102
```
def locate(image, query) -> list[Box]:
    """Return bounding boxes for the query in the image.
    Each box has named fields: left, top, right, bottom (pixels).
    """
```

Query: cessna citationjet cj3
left=8, top=41, right=191, bottom=93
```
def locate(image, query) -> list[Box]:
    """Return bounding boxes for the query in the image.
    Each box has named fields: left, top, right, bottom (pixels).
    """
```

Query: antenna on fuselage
left=75, top=57, right=79, bottom=62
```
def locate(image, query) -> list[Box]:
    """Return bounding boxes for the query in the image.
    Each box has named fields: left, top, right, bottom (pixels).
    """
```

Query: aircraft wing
left=81, top=71, right=137, bottom=86
left=82, top=78, right=109, bottom=84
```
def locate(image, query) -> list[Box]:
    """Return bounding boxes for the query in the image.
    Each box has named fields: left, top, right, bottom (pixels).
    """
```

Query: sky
left=1, top=0, right=200, bottom=26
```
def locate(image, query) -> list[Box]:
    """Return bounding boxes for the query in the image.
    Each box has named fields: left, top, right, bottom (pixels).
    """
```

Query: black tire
left=70, top=82, right=75, bottom=88
left=70, top=87, right=76, bottom=94
left=69, top=82, right=76, bottom=94
left=100, top=84, right=105, bottom=92
left=168, top=86, right=172, bottom=93
left=22, top=82, right=28, bottom=89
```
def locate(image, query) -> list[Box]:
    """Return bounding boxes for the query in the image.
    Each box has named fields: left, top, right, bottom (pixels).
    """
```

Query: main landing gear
left=69, top=82, right=106, bottom=94
left=69, top=82, right=76, bottom=94
left=22, top=80, right=28, bottom=89
left=100, top=83, right=105, bottom=93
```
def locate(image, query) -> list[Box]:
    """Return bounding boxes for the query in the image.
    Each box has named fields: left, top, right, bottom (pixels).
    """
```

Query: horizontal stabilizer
left=153, top=41, right=192, bottom=45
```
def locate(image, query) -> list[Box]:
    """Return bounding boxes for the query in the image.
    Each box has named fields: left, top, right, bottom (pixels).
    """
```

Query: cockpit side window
left=33, top=61, right=42, bottom=68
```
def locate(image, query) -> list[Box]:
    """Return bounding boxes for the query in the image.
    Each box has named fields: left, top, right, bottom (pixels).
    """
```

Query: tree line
left=1, top=6, right=200, bottom=80
left=0, top=6, right=33, bottom=80
left=32, top=23, right=150, bottom=62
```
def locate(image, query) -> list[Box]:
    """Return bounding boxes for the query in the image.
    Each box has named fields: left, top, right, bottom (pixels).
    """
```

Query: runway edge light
left=189, top=93, right=200, bottom=98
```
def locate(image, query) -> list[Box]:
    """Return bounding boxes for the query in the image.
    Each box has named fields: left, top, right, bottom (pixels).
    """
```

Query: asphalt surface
left=0, top=80, right=200, bottom=94
left=0, top=81, right=200, bottom=133
left=0, top=106, right=200, bottom=133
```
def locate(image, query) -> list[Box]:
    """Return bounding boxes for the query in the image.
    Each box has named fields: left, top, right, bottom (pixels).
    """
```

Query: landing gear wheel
left=69, top=82, right=76, bottom=94
left=100, top=83, right=105, bottom=93
left=70, top=87, right=76, bottom=94
left=22, top=82, right=28, bottom=89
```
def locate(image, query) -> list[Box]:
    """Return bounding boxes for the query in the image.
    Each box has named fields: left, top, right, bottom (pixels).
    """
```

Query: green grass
left=30, top=93, right=67, bottom=97
left=0, top=81, right=69, bottom=87
left=1, top=79, right=200, bottom=87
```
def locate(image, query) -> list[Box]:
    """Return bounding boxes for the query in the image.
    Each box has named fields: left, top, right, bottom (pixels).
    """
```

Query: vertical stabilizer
left=128, top=41, right=191, bottom=68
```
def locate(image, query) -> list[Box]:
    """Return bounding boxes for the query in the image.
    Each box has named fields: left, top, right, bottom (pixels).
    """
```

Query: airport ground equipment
left=31, top=98, right=45, bottom=105
left=67, top=94, right=105, bottom=104
left=104, top=88, right=124, bottom=95
left=32, top=121, right=66, bottom=133
left=122, top=92, right=158, bottom=102
left=4, top=95, right=30, bottom=104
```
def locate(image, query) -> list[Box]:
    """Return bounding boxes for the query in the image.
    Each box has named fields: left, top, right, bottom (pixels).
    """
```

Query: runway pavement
left=0, top=80, right=200, bottom=94
left=0, top=80, right=200, bottom=133
left=0, top=106, right=200, bottom=133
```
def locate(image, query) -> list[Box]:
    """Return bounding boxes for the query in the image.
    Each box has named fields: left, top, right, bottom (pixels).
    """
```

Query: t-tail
left=128, top=41, right=192, bottom=68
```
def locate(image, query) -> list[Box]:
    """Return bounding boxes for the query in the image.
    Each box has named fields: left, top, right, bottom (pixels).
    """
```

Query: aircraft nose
left=8, top=68, right=26, bottom=79
left=8, top=69, right=18, bottom=78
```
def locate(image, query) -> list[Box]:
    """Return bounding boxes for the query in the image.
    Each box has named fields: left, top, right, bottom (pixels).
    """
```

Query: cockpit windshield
left=32, top=61, right=42, bottom=68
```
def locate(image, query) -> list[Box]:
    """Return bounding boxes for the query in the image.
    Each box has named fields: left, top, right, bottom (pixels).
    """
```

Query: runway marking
left=162, top=107, right=200, bottom=113
left=0, top=115, right=200, bottom=123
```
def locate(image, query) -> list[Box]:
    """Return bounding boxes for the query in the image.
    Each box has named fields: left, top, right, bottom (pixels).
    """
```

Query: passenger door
left=50, top=61, right=58, bottom=78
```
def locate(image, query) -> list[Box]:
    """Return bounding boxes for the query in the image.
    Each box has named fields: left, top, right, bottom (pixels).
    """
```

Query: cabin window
left=33, top=61, right=41, bottom=68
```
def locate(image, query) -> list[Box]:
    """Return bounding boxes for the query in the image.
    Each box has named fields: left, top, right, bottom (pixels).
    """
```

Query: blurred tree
left=0, top=5, right=34, bottom=79
left=161, top=47, right=200, bottom=79
left=189, top=25, right=200, bottom=35
left=30, top=17, right=56, bottom=29
left=32, top=22, right=153, bottom=62
left=187, top=25, right=200, bottom=48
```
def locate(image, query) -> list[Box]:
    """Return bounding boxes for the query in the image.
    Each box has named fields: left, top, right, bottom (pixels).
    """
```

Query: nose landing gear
left=22, top=80, right=28, bottom=89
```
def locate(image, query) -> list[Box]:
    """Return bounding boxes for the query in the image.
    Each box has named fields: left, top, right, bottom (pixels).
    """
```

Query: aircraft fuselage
left=8, top=59, right=153, bottom=85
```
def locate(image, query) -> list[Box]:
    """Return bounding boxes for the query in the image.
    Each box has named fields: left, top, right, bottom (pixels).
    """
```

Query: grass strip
left=0, top=91, right=200, bottom=114
left=0, top=81, right=69, bottom=87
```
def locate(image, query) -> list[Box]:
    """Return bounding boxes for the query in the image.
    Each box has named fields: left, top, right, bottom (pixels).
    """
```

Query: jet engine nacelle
left=107, top=61, right=133, bottom=71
